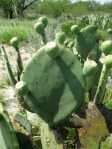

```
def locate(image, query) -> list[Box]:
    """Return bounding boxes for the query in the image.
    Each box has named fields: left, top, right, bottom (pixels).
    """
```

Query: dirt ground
left=0, top=45, right=39, bottom=124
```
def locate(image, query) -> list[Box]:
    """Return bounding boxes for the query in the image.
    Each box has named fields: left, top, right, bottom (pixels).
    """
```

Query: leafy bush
left=0, top=19, right=35, bottom=44
left=0, top=25, right=27, bottom=44
left=60, top=21, right=76, bottom=37
left=0, top=75, right=10, bottom=88
left=36, top=0, right=70, bottom=18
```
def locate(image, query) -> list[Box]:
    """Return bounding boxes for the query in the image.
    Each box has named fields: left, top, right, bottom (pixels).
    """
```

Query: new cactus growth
left=100, top=40, right=112, bottom=55
left=45, top=41, right=59, bottom=58
left=83, top=59, right=98, bottom=91
left=15, top=81, right=28, bottom=95
left=34, top=21, right=47, bottom=45
left=10, top=37, right=23, bottom=81
left=107, top=28, right=112, bottom=34
left=71, top=25, right=80, bottom=35
left=94, top=55, right=112, bottom=104
left=104, top=55, right=112, bottom=68
left=94, top=40, right=112, bottom=103
left=107, top=28, right=112, bottom=39
left=38, top=16, right=48, bottom=28
left=55, top=32, right=66, bottom=45
left=34, top=22, right=45, bottom=35
left=83, top=59, right=97, bottom=76
left=10, top=37, right=19, bottom=49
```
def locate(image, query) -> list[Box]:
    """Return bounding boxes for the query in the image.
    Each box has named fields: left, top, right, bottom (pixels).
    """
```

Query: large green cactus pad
left=0, top=112, right=19, bottom=149
left=21, top=45, right=85, bottom=125
left=75, top=25, right=101, bottom=61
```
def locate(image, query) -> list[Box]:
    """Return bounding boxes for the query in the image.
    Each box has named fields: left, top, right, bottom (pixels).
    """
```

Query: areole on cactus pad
left=16, top=42, right=85, bottom=125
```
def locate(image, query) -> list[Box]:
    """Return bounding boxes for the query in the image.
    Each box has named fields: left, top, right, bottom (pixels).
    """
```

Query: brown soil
left=0, top=45, right=39, bottom=124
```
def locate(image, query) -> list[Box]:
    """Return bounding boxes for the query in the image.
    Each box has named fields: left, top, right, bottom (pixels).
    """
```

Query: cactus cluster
left=17, top=42, right=85, bottom=125
left=34, top=16, right=48, bottom=45
left=1, top=16, right=112, bottom=149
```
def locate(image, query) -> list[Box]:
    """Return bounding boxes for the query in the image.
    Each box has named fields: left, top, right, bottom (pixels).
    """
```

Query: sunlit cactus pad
left=20, top=44, right=85, bottom=125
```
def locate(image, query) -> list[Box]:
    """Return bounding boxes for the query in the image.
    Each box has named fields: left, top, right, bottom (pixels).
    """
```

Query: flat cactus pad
left=21, top=45, right=85, bottom=125
left=0, top=112, right=19, bottom=149
left=75, top=25, right=101, bottom=61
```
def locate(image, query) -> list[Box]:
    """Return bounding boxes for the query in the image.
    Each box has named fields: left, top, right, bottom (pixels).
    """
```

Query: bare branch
left=22, top=0, right=39, bottom=11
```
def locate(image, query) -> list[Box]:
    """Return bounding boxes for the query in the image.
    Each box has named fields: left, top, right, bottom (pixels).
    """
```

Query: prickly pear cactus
left=55, top=32, right=66, bottom=45
left=74, top=25, right=101, bottom=61
left=17, top=42, right=85, bottom=125
left=0, top=103, right=20, bottom=149
left=41, top=121, right=63, bottom=149
left=38, top=16, right=48, bottom=28
left=100, top=40, right=112, bottom=55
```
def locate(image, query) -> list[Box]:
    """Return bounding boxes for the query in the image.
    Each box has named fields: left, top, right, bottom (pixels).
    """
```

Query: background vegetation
left=0, top=0, right=112, bottom=45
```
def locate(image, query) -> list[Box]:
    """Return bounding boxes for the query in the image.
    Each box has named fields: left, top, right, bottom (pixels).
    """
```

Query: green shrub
left=0, top=19, right=35, bottom=44
left=0, top=25, right=28, bottom=44
left=36, top=1, right=70, bottom=18
left=96, top=29, right=109, bottom=41
left=0, top=75, right=11, bottom=88
left=0, top=91, right=5, bottom=105
left=60, top=21, right=76, bottom=37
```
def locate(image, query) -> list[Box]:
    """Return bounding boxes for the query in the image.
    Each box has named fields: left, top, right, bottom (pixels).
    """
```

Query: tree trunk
left=8, top=10, right=14, bottom=19
left=3, top=9, right=14, bottom=19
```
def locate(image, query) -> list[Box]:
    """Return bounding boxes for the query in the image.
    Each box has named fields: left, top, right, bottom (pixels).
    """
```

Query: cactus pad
left=45, top=41, right=59, bottom=58
left=83, top=59, right=97, bottom=76
left=41, top=121, right=63, bottom=149
left=55, top=32, right=66, bottom=45
left=107, top=28, right=112, bottom=34
left=10, top=37, right=19, bottom=49
left=20, top=43, right=85, bottom=125
left=104, top=55, right=112, bottom=68
left=34, top=22, right=45, bottom=35
left=71, top=25, right=80, bottom=35
left=38, top=16, right=48, bottom=28
left=0, top=108, right=19, bottom=149
left=101, top=40, right=112, bottom=55
left=16, top=81, right=28, bottom=95
left=75, top=25, right=100, bottom=61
